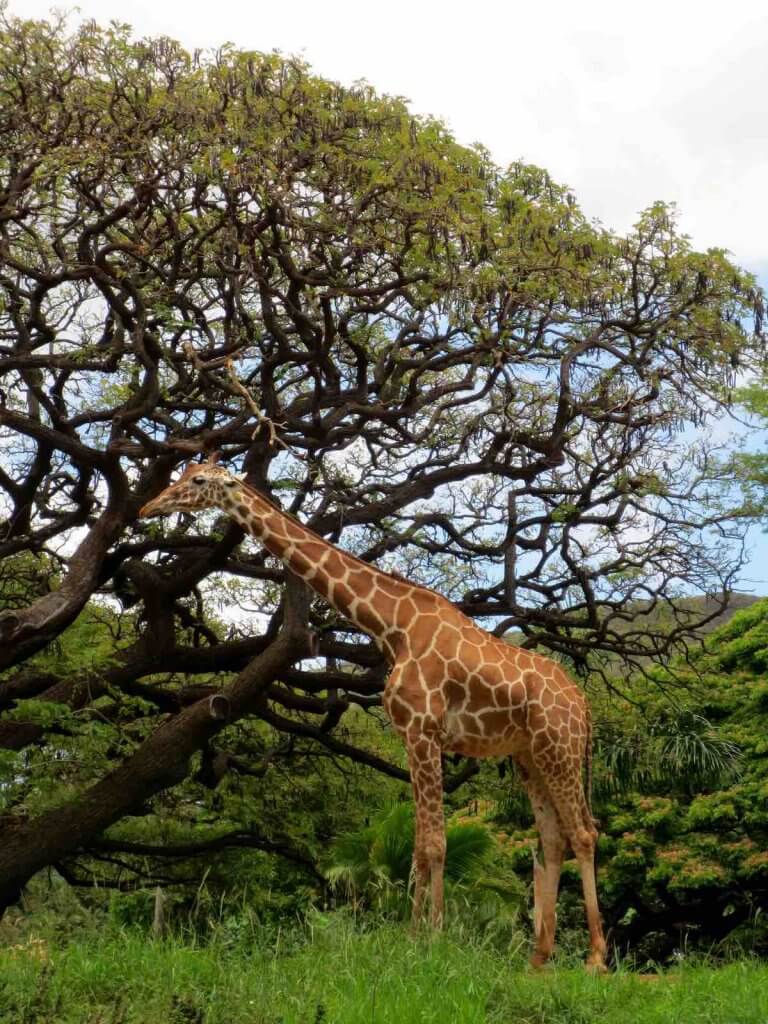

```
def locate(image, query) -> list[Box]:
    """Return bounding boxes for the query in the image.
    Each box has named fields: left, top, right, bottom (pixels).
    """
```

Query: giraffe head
left=139, top=455, right=239, bottom=519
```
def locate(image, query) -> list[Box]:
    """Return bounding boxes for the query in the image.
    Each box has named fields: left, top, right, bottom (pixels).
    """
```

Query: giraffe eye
left=192, top=476, right=206, bottom=485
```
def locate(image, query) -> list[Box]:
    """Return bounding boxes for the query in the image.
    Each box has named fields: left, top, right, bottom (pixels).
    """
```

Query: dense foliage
left=480, top=600, right=768, bottom=960
left=0, top=8, right=764, bottom=917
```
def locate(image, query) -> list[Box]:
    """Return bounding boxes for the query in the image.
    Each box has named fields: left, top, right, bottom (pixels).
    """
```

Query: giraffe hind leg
left=542, top=777, right=607, bottom=972
left=525, top=776, right=566, bottom=968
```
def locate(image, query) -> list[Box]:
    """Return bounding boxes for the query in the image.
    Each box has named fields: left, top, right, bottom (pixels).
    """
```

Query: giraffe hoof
left=529, top=953, right=551, bottom=971
left=585, top=957, right=609, bottom=975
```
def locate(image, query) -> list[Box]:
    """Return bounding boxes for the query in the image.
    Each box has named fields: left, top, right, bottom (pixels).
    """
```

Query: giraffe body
left=139, top=459, right=607, bottom=970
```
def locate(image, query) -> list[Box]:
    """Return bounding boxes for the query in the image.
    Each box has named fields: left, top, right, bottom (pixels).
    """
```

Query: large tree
left=0, top=10, right=763, bottom=913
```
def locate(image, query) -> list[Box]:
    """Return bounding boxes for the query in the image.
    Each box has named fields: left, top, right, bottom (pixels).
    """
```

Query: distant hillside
left=504, top=593, right=765, bottom=654
left=601, top=593, right=766, bottom=659
left=678, top=593, right=764, bottom=635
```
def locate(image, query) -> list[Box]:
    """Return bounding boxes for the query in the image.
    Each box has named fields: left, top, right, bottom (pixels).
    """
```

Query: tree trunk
left=152, top=886, right=166, bottom=938
left=0, top=588, right=312, bottom=919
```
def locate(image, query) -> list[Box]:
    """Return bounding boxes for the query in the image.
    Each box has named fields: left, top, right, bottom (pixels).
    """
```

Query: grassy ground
left=3, top=912, right=768, bottom=1024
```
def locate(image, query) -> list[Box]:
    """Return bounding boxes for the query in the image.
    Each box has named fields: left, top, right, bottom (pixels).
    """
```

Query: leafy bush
left=587, top=600, right=768, bottom=959
left=326, top=803, right=525, bottom=934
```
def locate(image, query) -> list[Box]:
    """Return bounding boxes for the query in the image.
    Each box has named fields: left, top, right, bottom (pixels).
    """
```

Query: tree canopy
left=0, top=9, right=764, bottom=912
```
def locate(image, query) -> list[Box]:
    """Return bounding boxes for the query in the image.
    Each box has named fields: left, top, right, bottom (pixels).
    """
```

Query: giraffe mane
left=233, top=476, right=437, bottom=597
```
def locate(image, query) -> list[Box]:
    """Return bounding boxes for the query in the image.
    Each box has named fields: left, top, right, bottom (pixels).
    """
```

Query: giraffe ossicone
left=139, top=459, right=607, bottom=971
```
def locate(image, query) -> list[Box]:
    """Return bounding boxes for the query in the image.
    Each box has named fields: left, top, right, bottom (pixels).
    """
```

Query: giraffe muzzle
left=138, top=497, right=164, bottom=518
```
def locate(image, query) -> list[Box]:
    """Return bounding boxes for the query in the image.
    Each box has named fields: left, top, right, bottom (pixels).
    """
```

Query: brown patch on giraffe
left=481, top=663, right=504, bottom=685
left=444, top=679, right=465, bottom=707
left=522, top=669, right=544, bottom=701
left=288, top=548, right=314, bottom=577
left=508, top=679, right=526, bottom=705
left=462, top=717, right=484, bottom=739
left=282, top=520, right=306, bottom=542
left=461, top=625, right=486, bottom=646
left=372, top=590, right=397, bottom=622
left=547, top=758, right=567, bottom=780
left=377, top=575, right=407, bottom=599
left=433, top=622, right=461, bottom=659
left=298, top=541, right=326, bottom=564
left=331, top=580, right=355, bottom=610
left=516, top=651, right=534, bottom=672
left=418, top=613, right=442, bottom=634
left=395, top=596, right=419, bottom=628
left=387, top=696, right=411, bottom=728
left=546, top=726, right=561, bottom=746
left=478, top=708, right=515, bottom=736
left=412, top=589, right=442, bottom=613
left=552, top=663, right=574, bottom=686
left=547, top=706, right=569, bottom=728
left=467, top=673, right=489, bottom=706
left=353, top=604, right=384, bottom=636
left=347, top=568, right=376, bottom=599
left=381, top=636, right=401, bottom=662
left=483, top=642, right=506, bottom=665
left=323, top=549, right=347, bottom=579
left=458, top=641, right=483, bottom=675
left=265, top=534, right=291, bottom=558
left=412, top=739, right=430, bottom=759
left=264, top=514, right=289, bottom=538
left=406, top=722, right=423, bottom=744
left=398, top=684, right=428, bottom=715
left=428, top=691, right=445, bottom=718
left=416, top=651, right=446, bottom=684
left=446, top=658, right=466, bottom=683
left=310, top=573, right=332, bottom=600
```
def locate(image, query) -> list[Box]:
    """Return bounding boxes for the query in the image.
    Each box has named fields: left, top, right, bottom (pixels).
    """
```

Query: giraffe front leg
left=410, top=813, right=428, bottom=933
left=407, top=735, right=446, bottom=932
left=427, top=823, right=446, bottom=931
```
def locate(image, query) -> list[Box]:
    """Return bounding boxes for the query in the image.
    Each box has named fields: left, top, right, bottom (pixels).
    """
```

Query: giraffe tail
left=584, top=706, right=598, bottom=829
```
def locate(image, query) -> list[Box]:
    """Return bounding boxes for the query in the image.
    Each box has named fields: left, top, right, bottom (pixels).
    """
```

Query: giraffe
left=139, top=457, right=607, bottom=971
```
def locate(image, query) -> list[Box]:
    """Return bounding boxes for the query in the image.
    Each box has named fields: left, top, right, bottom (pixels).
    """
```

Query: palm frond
left=445, top=823, right=494, bottom=881
left=326, top=804, right=498, bottom=899
left=594, top=709, right=742, bottom=801
left=326, top=825, right=377, bottom=890
left=372, top=804, right=414, bottom=884
left=655, top=713, right=742, bottom=790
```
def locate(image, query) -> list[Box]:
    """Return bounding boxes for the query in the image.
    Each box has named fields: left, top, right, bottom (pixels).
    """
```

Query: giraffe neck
left=219, top=480, right=414, bottom=657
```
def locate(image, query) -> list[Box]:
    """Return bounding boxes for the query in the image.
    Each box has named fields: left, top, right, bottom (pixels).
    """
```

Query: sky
left=11, top=0, right=768, bottom=589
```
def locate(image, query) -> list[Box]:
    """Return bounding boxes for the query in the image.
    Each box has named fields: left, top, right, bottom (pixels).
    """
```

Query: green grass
left=3, top=913, right=768, bottom=1023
